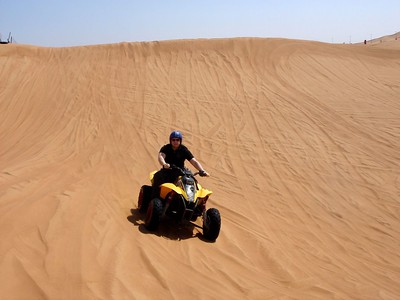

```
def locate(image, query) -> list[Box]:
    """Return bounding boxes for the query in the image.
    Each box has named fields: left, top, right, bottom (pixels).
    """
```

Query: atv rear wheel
left=138, top=185, right=152, bottom=213
left=203, top=208, right=221, bottom=241
left=145, top=198, right=163, bottom=231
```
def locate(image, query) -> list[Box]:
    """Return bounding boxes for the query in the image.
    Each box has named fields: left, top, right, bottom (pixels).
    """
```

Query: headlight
left=185, top=184, right=195, bottom=202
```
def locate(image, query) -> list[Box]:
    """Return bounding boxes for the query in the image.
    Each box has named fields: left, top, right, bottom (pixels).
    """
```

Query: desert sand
left=1, top=36, right=400, bottom=300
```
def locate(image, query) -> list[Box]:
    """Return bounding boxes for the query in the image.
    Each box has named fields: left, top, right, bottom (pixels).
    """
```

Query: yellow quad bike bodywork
left=138, top=167, right=221, bottom=241
left=150, top=170, right=212, bottom=205
left=159, top=182, right=212, bottom=201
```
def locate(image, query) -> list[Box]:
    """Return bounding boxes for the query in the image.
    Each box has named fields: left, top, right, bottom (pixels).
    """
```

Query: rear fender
left=149, top=171, right=157, bottom=185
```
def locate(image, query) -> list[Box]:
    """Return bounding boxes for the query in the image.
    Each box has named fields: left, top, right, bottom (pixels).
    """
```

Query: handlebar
left=194, top=171, right=209, bottom=177
left=166, top=165, right=209, bottom=177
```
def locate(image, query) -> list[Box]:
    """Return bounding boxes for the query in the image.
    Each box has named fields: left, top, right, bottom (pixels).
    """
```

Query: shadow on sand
left=127, top=208, right=213, bottom=242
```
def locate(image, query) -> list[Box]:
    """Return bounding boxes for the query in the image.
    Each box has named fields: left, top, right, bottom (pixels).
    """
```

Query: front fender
left=159, top=183, right=183, bottom=199
left=196, top=188, right=212, bottom=199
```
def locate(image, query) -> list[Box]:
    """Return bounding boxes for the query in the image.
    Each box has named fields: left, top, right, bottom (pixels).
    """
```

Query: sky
left=1, top=0, right=399, bottom=47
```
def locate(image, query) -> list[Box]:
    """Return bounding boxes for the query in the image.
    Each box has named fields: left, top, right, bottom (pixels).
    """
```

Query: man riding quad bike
left=138, top=166, right=221, bottom=241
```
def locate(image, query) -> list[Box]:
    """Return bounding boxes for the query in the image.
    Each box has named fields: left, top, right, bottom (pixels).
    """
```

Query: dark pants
left=151, top=168, right=182, bottom=199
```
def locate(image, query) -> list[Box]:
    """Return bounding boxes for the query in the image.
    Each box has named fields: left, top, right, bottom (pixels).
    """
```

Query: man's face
left=171, top=138, right=181, bottom=150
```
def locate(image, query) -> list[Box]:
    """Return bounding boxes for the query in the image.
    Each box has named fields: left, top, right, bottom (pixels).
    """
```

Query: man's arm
left=158, top=152, right=170, bottom=168
left=189, top=158, right=209, bottom=176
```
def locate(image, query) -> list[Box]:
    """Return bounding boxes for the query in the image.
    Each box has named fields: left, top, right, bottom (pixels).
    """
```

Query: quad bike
left=138, top=166, right=221, bottom=241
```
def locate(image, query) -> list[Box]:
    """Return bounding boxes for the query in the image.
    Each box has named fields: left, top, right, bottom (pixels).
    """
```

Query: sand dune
left=1, top=36, right=400, bottom=299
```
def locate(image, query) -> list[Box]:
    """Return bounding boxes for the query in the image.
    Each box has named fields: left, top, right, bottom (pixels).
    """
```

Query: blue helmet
left=170, top=130, right=183, bottom=142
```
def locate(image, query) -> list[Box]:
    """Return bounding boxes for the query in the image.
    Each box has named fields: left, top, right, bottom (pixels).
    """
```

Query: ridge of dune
left=366, top=31, right=400, bottom=48
left=1, top=37, right=400, bottom=299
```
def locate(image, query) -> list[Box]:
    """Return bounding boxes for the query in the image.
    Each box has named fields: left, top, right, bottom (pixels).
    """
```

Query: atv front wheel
left=138, top=185, right=152, bottom=213
left=145, top=198, right=163, bottom=231
left=203, top=208, right=221, bottom=241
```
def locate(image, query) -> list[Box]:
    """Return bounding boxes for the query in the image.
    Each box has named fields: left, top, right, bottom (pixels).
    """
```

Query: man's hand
left=199, top=170, right=210, bottom=177
left=163, top=163, right=170, bottom=169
